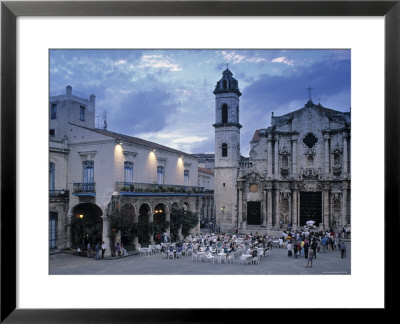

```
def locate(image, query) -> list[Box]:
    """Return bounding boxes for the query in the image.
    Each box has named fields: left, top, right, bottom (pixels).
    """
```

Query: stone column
left=238, top=185, right=243, bottom=229
left=102, top=215, right=112, bottom=257
left=324, top=134, right=330, bottom=174
left=291, top=186, right=298, bottom=230
left=148, top=212, right=155, bottom=245
left=274, top=186, right=280, bottom=229
left=274, top=136, right=279, bottom=178
left=343, top=132, right=349, bottom=176
left=341, top=182, right=349, bottom=227
left=291, top=137, right=297, bottom=175
left=262, top=189, right=267, bottom=226
left=133, top=213, right=139, bottom=251
left=296, top=190, right=300, bottom=227
left=288, top=193, right=292, bottom=227
left=196, top=198, right=202, bottom=235
left=267, top=136, right=273, bottom=176
left=323, top=183, right=330, bottom=230
left=66, top=214, right=72, bottom=248
left=267, top=186, right=273, bottom=229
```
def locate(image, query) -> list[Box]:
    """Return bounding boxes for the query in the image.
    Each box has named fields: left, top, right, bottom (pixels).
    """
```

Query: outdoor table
left=217, top=253, right=226, bottom=264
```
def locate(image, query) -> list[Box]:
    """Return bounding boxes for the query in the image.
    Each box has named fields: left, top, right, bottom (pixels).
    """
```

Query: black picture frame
left=1, top=0, right=397, bottom=322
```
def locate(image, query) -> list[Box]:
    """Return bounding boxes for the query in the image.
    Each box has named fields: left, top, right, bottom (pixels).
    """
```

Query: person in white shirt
left=287, top=241, right=292, bottom=257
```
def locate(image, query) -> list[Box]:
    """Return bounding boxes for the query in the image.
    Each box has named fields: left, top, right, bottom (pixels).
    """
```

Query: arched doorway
left=70, top=203, right=103, bottom=249
left=120, top=203, right=135, bottom=248
left=137, top=203, right=151, bottom=245
left=153, top=203, right=167, bottom=244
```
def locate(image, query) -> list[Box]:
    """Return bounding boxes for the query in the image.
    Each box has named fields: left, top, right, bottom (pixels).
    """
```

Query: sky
left=50, top=49, right=351, bottom=156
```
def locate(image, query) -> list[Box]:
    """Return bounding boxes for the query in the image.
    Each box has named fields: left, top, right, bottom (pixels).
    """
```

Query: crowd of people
left=76, top=225, right=349, bottom=265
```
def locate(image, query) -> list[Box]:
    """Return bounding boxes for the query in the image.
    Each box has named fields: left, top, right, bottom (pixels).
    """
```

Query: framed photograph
left=2, top=0, right=397, bottom=321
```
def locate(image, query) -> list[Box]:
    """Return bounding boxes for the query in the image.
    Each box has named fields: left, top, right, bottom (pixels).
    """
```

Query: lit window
left=51, top=104, right=57, bottom=119
left=157, top=166, right=164, bottom=185
left=124, top=162, right=133, bottom=184
left=80, top=106, right=85, bottom=121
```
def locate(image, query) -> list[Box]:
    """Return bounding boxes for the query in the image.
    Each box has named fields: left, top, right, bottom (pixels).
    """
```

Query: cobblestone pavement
left=49, top=244, right=351, bottom=275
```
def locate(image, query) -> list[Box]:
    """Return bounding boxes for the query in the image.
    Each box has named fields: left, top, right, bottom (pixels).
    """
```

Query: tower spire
left=306, top=86, right=314, bottom=101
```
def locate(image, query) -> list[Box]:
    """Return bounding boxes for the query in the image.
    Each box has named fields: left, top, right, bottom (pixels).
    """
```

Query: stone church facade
left=213, top=69, right=351, bottom=235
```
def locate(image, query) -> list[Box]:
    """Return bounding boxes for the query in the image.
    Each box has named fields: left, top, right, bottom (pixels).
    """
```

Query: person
left=115, top=242, right=121, bottom=257
left=321, top=236, right=328, bottom=253
left=287, top=241, right=292, bottom=257
left=87, top=242, right=91, bottom=258
left=76, top=247, right=81, bottom=256
left=95, top=243, right=100, bottom=260
left=251, top=249, right=258, bottom=265
left=293, top=242, right=298, bottom=258
left=303, top=240, right=309, bottom=259
left=101, top=241, right=106, bottom=259
left=340, top=240, right=346, bottom=259
left=311, top=239, right=317, bottom=259
left=306, top=248, right=315, bottom=268
left=121, top=243, right=128, bottom=257
left=279, top=237, right=283, bottom=249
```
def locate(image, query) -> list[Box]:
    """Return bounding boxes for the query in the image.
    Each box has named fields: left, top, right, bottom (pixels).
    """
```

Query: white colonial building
left=213, top=69, right=351, bottom=235
left=49, top=86, right=213, bottom=254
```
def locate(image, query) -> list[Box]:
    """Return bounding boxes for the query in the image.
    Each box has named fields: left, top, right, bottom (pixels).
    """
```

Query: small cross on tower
left=306, top=86, right=314, bottom=100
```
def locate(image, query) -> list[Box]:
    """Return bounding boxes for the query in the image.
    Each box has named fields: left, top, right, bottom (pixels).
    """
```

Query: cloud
left=139, top=54, right=182, bottom=71
left=108, top=89, right=178, bottom=134
left=271, top=56, right=294, bottom=66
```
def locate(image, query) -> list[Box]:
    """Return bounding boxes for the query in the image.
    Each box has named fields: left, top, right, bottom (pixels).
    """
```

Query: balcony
left=115, top=182, right=210, bottom=196
left=73, top=182, right=96, bottom=196
left=49, top=190, right=69, bottom=201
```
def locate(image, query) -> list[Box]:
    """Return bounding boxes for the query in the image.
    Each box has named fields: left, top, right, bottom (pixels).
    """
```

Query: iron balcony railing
left=115, top=182, right=209, bottom=194
left=73, top=182, right=96, bottom=193
left=49, top=190, right=69, bottom=199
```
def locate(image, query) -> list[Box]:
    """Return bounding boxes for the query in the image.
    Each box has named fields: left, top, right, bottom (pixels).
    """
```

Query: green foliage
left=169, top=208, right=198, bottom=240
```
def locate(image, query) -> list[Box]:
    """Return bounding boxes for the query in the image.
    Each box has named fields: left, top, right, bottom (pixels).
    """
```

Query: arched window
left=157, top=166, right=164, bottom=185
left=221, top=104, right=228, bottom=123
left=49, top=162, right=55, bottom=192
left=221, top=143, right=228, bottom=157
left=124, top=162, right=133, bottom=184
left=223, top=80, right=227, bottom=89
left=184, top=169, right=189, bottom=187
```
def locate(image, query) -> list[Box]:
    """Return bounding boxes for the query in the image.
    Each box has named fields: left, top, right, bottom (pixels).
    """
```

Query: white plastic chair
left=192, top=250, right=198, bottom=261
left=206, top=253, right=215, bottom=263
left=227, top=253, right=235, bottom=264
left=167, top=251, right=175, bottom=259
left=240, top=254, right=251, bottom=265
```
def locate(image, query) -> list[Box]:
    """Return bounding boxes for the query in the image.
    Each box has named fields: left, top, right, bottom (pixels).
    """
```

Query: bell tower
left=213, top=68, right=241, bottom=232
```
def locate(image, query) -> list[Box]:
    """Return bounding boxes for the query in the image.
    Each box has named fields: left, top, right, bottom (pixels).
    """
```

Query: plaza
left=49, top=241, right=351, bottom=275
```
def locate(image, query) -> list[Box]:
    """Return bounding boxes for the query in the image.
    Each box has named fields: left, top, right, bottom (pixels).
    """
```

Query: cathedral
left=213, top=68, right=351, bottom=235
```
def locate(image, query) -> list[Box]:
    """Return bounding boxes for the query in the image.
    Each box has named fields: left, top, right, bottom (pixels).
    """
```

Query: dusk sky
left=50, top=49, right=351, bottom=156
